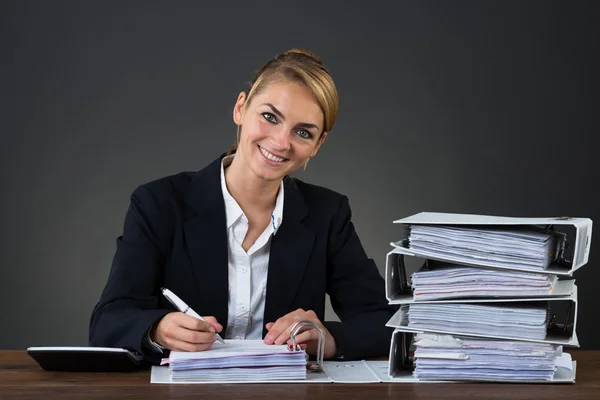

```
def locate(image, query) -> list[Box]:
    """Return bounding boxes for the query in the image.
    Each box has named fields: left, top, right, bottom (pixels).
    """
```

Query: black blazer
left=89, top=155, right=397, bottom=362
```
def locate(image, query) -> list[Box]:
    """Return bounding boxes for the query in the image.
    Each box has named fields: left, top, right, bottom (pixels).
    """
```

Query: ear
left=310, top=132, right=328, bottom=157
left=233, top=92, right=247, bottom=125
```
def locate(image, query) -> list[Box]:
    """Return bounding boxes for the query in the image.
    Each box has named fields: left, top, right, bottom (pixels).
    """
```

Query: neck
left=225, top=152, right=281, bottom=213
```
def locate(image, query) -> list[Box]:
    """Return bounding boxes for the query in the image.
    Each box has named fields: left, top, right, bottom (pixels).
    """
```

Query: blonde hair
left=230, top=49, right=339, bottom=153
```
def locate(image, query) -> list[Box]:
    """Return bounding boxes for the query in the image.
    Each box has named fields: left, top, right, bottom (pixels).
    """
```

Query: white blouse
left=220, top=155, right=284, bottom=340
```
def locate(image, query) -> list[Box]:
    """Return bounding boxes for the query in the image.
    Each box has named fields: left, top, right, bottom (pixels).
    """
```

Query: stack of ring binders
left=382, top=212, right=592, bottom=383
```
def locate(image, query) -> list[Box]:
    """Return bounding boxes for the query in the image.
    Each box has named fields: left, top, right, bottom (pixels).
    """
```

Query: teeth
left=260, top=147, right=285, bottom=163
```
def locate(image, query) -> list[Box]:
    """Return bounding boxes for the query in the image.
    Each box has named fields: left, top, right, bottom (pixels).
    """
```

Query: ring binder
left=289, top=320, right=325, bottom=372
left=385, top=249, right=578, bottom=304
left=392, top=212, right=593, bottom=276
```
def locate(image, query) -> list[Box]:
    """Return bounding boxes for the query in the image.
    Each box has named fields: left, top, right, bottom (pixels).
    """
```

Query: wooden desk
left=1, top=350, right=599, bottom=399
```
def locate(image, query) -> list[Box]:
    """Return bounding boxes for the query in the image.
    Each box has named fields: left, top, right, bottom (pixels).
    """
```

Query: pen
left=161, top=287, right=225, bottom=344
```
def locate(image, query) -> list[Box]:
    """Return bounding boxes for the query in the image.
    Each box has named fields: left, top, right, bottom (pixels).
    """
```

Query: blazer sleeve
left=323, top=195, right=399, bottom=360
left=89, top=185, right=172, bottom=360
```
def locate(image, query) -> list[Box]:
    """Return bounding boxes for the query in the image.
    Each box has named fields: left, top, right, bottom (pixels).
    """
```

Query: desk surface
left=1, top=350, right=599, bottom=399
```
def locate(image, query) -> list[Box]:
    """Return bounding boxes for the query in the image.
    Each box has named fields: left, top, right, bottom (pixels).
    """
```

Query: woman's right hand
left=151, top=312, right=223, bottom=352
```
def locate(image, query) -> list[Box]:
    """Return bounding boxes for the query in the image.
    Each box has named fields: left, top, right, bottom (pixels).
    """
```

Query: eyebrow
left=262, top=103, right=320, bottom=131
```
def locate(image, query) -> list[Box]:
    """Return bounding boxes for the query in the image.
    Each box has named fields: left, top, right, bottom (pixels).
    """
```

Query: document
left=162, top=340, right=307, bottom=381
left=404, top=303, right=549, bottom=340
left=408, top=225, right=559, bottom=270
left=411, top=264, right=559, bottom=300
left=411, top=333, right=563, bottom=382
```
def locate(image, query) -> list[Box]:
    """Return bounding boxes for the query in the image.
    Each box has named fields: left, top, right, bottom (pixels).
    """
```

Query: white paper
left=164, top=340, right=307, bottom=381
left=555, top=353, right=573, bottom=371
left=167, top=340, right=295, bottom=361
left=410, top=264, right=563, bottom=300
left=151, top=365, right=331, bottom=384
left=407, top=225, right=558, bottom=270
left=405, top=303, right=549, bottom=340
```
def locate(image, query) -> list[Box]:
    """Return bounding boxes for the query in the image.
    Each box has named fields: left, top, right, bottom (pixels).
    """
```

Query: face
left=232, top=80, right=327, bottom=182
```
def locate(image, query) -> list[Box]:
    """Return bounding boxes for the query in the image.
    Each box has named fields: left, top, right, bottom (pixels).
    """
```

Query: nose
left=269, top=126, right=291, bottom=151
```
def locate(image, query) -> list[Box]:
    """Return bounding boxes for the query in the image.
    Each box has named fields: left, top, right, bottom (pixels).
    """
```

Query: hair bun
left=283, top=48, right=323, bottom=64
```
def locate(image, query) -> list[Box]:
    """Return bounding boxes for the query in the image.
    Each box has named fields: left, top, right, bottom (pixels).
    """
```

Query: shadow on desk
left=1, top=350, right=600, bottom=399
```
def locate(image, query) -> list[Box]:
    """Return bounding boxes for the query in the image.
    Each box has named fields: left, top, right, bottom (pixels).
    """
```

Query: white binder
left=385, top=287, right=579, bottom=346
left=386, top=329, right=576, bottom=383
left=392, top=212, right=592, bottom=276
left=385, top=247, right=576, bottom=305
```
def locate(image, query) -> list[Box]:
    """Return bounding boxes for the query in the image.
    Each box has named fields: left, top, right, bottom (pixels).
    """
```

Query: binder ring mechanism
left=289, top=320, right=325, bottom=373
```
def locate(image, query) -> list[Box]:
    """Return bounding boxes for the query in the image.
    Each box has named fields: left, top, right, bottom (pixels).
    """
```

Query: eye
left=296, top=129, right=312, bottom=139
left=262, top=112, right=277, bottom=123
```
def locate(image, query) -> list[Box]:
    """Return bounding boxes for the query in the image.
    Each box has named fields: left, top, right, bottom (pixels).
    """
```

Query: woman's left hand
left=263, top=309, right=338, bottom=359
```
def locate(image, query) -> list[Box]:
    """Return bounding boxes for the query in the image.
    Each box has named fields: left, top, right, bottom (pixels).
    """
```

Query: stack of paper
left=411, top=264, right=558, bottom=300
left=412, top=333, right=572, bottom=382
left=408, top=225, right=559, bottom=270
left=404, top=303, right=549, bottom=340
left=162, top=340, right=307, bottom=381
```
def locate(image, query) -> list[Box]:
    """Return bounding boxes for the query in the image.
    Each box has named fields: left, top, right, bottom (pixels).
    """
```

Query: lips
left=258, top=145, right=288, bottom=163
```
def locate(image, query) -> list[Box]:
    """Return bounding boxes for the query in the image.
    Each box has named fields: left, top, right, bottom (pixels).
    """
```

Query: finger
left=175, top=313, right=216, bottom=333
left=177, top=326, right=218, bottom=345
left=265, top=322, right=274, bottom=331
left=272, top=326, right=293, bottom=345
left=159, top=321, right=217, bottom=345
left=166, top=337, right=216, bottom=352
left=202, top=316, right=224, bottom=333
left=266, top=317, right=300, bottom=345
left=287, top=329, right=317, bottom=346
left=264, top=317, right=293, bottom=345
left=265, top=309, right=317, bottom=345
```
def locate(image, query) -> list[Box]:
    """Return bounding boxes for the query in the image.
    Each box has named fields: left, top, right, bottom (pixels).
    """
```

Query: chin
left=248, top=163, right=283, bottom=182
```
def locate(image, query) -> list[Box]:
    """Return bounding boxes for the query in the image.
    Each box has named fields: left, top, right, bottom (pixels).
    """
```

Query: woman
left=89, top=49, right=396, bottom=363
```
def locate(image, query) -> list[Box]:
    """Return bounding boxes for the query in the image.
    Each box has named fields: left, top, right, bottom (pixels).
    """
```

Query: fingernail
left=209, top=326, right=216, bottom=334
left=264, top=335, right=273, bottom=344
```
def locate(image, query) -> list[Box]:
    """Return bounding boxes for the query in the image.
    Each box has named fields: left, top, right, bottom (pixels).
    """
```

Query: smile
left=258, top=146, right=287, bottom=163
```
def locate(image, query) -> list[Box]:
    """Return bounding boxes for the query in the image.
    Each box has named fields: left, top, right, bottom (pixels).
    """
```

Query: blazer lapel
left=183, top=157, right=229, bottom=331
left=263, top=177, right=316, bottom=335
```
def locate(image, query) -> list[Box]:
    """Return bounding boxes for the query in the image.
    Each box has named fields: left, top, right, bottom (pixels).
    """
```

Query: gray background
left=1, top=1, right=598, bottom=349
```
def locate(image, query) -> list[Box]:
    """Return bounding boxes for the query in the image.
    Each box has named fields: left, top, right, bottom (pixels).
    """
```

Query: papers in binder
left=409, top=225, right=559, bottom=270
left=385, top=248, right=576, bottom=304
left=392, top=212, right=593, bottom=276
left=410, top=265, right=559, bottom=301
left=404, top=303, right=550, bottom=340
left=158, top=320, right=326, bottom=383
left=412, top=332, right=562, bottom=381
left=386, top=290, right=578, bottom=346
left=388, top=330, right=576, bottom=383
left=162, top=340, right=307, bottom=381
